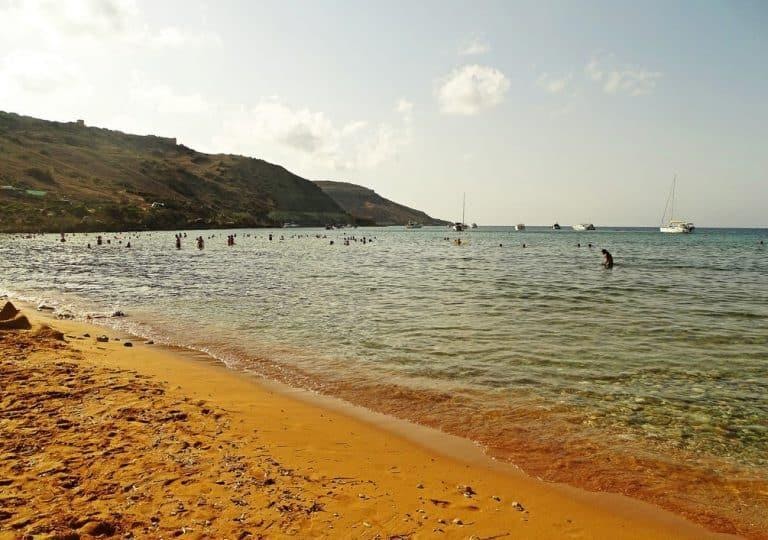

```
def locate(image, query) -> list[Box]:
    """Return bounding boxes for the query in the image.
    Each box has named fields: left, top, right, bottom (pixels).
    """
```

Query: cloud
left=459, top=39, right=491, bottom=56
left=395, top=98, right=414, bottom=115
left=585, top=57, right=662, bottom=96
left=537, top=73, right=572, bottom=94
left=211, top=97, right=412, bottom=171
left=129, top=74, right=211, bottom=115
left=0, top=0, right=405, bottom=174
left=0, top=0, right=219, bottom=49
left=0, top=50, right=94, bottom=118
left=0, top=0, right=220, bottom=123
left=437, top=64, right=510, bottom=115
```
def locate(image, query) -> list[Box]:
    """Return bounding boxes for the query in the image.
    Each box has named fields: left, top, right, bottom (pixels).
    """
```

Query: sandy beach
left=0, top=303, right=738, bottom=539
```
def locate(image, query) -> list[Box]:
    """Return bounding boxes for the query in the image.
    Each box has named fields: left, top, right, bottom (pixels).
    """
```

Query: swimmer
left=601, top=249, right=614, bottom=269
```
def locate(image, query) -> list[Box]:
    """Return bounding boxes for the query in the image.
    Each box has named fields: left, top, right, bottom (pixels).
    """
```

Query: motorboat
left=515, top=224, right=525, bottom=231
left=405, top=220, right=423, bottom=229
left=552, top=222, right=561, bottom=230
left=573, top=223, right=595, bottom=231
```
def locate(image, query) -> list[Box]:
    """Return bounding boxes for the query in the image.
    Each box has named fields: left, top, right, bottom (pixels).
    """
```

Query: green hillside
left=314, top=181, right=447, bottom=226
left=0, top=111, right=349, bottom=232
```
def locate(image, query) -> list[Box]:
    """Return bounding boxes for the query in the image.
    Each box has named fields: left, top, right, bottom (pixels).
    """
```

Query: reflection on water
left=2, top=226, right=767, bottom=536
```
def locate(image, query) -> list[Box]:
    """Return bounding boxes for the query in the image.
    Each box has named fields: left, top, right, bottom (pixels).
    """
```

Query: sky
left=0, top=0, right=766, bottom=226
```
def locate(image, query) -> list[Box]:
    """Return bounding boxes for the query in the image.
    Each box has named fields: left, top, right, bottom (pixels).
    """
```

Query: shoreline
left=0, top=303, right=738, bottom=539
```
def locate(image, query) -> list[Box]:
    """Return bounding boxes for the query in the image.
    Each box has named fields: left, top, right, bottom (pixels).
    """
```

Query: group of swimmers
left=161, top=231, right=378, bottom=249
left=444, top=236, right=615, bottom=268
left=44, top=232, right=763, bottom=272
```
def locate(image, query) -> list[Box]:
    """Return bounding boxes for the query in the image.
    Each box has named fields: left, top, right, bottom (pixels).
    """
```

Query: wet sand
left=0, top=305, right=737, bottom=539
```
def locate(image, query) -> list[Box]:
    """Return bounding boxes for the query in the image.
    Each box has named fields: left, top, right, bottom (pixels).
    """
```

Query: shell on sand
left=0, top=301, right=20, bottom=321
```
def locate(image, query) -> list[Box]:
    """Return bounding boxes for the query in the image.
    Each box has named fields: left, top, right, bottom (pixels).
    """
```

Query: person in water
left=601, top=249, right=614, bottom=269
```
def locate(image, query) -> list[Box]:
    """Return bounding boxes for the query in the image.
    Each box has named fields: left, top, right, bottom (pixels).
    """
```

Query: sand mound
left=0, top=301, right=19, bottom=321
left=33, top=324, right=66, bottom=341
left=0, top=314, right=32, bottom=330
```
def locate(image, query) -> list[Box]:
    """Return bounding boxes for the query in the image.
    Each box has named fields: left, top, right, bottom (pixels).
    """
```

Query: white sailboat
left=515, top=223, right=525, bottom=231
left=660, top=176, right=695, bottom=233
left=452, top=193, right=468, bottom=231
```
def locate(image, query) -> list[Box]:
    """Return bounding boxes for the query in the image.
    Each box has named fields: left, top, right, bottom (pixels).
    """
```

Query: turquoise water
left=1, top=226, right=766, bottom=535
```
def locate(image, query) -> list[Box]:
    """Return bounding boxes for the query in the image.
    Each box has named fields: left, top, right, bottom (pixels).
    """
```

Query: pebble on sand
left=0, top=301, right=20, bottom=320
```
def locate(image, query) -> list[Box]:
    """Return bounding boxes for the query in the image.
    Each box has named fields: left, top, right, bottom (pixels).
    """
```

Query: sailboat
left=452, top=193, right=468, bottom=231
left=660, top=176, right=695, bottom=233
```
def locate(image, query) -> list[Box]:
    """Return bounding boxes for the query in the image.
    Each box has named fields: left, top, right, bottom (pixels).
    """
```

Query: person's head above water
left=601, top=249, right=608, bottom=254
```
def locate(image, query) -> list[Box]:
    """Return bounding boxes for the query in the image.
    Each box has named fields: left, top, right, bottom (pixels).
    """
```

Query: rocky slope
left=315, top=181, right=447, bottom=226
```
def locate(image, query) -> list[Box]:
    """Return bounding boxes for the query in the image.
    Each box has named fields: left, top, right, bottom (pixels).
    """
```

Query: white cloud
left=0, top=0, right=406, bottom=174
left=585, top=57, right=662, bottom=96
left=459, top=39, right=491, bottom=56
left=585, top=58, right=602, bottom=82
left=0, top=0, right=219, bottom=49
left=0, top=50, right=94, bottom=118
left=437, top=64, right=510, bottom=115
left=396, top=98, right=414, bottom=115
left=129, top=74, right=211, bottom=115
left=211, top=97, right=412, bottom=171
left=537, top=73, right=572, bottom=94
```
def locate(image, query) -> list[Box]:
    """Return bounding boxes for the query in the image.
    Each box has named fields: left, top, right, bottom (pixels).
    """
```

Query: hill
left=0, top=111, right=349, bottom=232
left=314, top=181, right=447, bottom=226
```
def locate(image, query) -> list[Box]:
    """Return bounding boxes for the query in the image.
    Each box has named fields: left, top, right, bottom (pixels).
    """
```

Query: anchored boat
left=660, top=176, right=695, bottom=233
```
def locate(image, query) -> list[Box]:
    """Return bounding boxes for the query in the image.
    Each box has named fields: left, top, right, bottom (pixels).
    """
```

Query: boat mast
left=660, top=175, right=676, bottom=226
left=462, top=193, right=466, bottom=225
left=670, top=175, right=676, bottom=221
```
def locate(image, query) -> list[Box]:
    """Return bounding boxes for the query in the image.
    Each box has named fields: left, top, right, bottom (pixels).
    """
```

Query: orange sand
left=0, top=306, right=738, bottom=539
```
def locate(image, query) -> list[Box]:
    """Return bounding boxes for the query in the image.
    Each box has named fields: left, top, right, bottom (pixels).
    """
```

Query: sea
left=1, top=226, right=766, bottom=536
